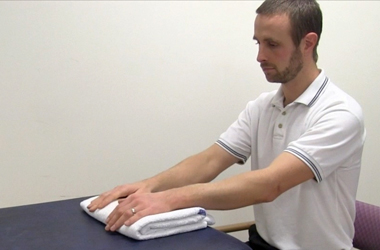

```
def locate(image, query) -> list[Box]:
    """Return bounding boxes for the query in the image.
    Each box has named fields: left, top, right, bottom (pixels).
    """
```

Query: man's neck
left=281, top=66, right=320, bottom=107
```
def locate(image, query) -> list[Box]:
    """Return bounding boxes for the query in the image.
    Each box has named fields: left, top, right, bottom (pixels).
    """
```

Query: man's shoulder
left=321, top=81, right=363, bottom=117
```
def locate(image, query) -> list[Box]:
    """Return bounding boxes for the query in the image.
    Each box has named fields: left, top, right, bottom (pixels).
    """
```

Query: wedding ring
left=131, top=207, right=136, bottom=215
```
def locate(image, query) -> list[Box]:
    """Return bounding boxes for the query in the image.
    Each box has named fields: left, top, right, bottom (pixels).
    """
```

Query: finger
left=96, top=195, right=118, bottom=210
left=106, top=202, right=136, bottom=231
left=87, top=196, right=104, bottom=212
left=117, top=198, right=126, bottom=204
left=106, top=199, right=127, bottom=224
left=106, top=208, right=135, bottom=231
left=110, top=211, right=133, bottom=232
left=88, top=194, right=114, bottom=212
left=88, top=186, right=130, bottom=212
left=124, top=205, right=153, bottom=226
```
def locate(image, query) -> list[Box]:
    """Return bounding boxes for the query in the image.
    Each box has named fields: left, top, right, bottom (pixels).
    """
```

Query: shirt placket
left=273, top=107, right=288, bottom=140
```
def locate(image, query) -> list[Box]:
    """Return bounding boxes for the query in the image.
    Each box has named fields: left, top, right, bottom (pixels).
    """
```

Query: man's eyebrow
left=253, top=36, right=279, bottom=43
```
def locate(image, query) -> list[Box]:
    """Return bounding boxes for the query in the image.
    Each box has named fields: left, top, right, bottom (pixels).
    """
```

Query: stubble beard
left=263, top=48, right=304, bottom=84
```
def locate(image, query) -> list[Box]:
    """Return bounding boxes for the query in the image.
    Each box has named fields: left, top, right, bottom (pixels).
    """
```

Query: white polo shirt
left=216, top=70, right=366, bottom=250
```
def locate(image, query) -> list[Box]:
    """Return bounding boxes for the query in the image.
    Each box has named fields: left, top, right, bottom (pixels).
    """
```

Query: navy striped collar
left=271, top=70, right=329, bottom=108
left=306, top=76, right=329, bottom=107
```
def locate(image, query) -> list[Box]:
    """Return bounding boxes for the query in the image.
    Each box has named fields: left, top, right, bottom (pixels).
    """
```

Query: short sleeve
left=216, top=102, right=256, bottom=164
left=285, top=110, right=365, bottom=182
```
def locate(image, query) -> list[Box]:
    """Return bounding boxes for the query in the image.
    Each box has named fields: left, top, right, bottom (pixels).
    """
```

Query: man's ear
left=303, top=32, right=318, bottom=54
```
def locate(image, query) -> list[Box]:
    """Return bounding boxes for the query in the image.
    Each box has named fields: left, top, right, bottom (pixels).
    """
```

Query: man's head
left=253, top=0, right=322, bottom=84
left=256, top=0, right=322, bottom=63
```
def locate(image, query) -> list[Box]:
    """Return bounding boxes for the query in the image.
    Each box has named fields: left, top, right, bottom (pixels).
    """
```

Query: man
left=88, top=0, right=365, bottom=249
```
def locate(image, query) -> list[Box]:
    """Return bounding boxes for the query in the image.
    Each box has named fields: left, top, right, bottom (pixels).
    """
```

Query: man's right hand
left=87, top=182, right=150, bottom=212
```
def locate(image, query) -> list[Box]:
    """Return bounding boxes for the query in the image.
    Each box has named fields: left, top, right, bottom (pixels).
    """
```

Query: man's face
left=253, top=14, right=303, bottom=84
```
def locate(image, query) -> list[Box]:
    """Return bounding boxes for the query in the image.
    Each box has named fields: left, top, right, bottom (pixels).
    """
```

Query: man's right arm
left=148, top=143, right=240, bottom=191
left=87, top=143, right=238, bottom=212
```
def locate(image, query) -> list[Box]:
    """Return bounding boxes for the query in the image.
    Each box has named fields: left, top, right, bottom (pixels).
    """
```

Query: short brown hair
left=256, top=0, right=323, bottom=62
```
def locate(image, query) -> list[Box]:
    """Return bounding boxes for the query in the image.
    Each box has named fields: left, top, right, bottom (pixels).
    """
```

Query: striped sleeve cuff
left=285, top=146, right=323, bottom=183
left=216, top=139, right=248, bottom=164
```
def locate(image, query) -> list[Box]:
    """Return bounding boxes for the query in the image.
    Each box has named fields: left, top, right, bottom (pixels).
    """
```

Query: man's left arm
left=166, top=151, right=314, bottom=211
left=105, top=151, right=313, bottom=230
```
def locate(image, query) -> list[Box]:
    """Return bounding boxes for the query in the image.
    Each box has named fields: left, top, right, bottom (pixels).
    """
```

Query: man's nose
left=256, top=46, right=267, bottom=63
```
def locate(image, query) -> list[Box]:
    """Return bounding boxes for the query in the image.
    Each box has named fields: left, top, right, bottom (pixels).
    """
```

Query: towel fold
left=80, top=196, right=215, bottom=240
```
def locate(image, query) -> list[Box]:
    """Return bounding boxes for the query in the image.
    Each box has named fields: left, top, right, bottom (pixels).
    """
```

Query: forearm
left=165, top=152, right=315, bottom=211
left=143, top=158, right=209, bottom=193
left=141, top=144, right=238, bottom=193
left=163, top=169, right=276, bottom=211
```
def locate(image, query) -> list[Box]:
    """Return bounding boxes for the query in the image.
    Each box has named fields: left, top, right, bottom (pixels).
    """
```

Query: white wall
left=1, top=0, right=379, bottom=240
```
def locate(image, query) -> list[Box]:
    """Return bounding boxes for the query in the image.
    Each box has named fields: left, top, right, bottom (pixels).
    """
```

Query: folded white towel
left=80, top=196, right=215, bottom=240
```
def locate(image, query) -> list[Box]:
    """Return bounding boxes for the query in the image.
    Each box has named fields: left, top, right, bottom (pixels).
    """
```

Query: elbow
left=261, top=192, right=277, bottom=203
left=260, top=182, right=282, bottom=203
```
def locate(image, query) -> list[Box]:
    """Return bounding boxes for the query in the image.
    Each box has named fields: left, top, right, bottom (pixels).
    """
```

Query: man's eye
left=268, top=43, right=277, bottom=47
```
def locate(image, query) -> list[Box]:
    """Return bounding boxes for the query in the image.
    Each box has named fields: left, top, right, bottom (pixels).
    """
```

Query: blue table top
left=0, top=197, right=251, bottom=250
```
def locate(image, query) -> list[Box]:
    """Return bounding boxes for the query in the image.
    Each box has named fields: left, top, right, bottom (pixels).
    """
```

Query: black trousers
left=245, top=224, right=279, bottom=250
